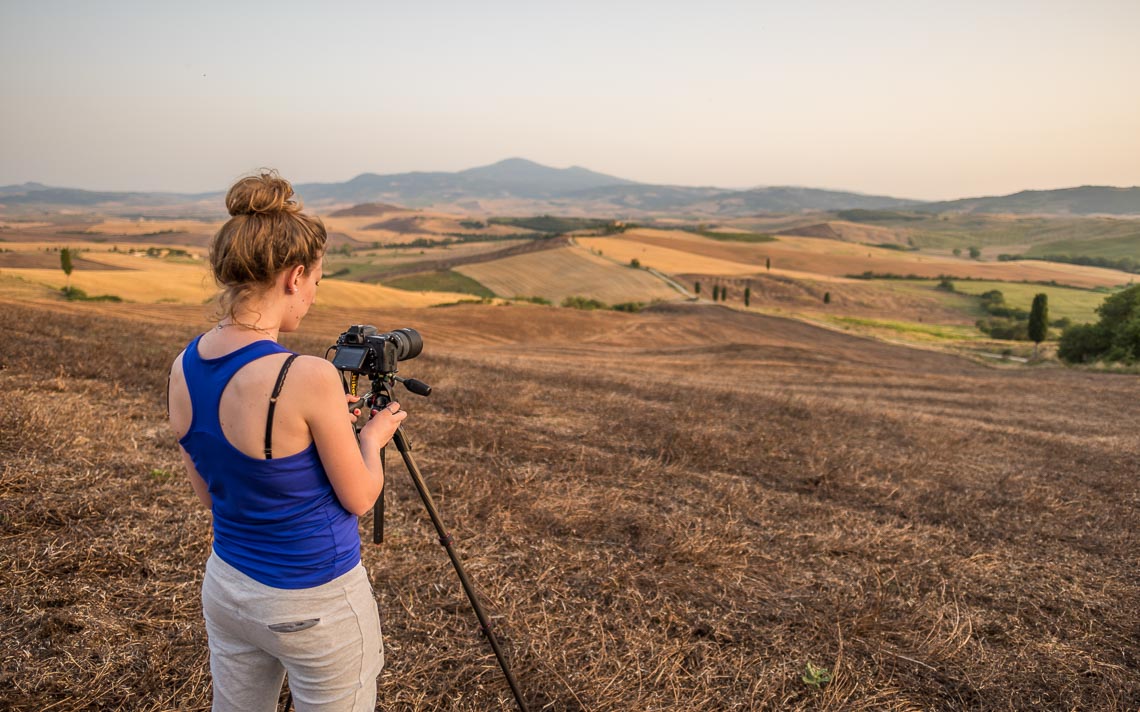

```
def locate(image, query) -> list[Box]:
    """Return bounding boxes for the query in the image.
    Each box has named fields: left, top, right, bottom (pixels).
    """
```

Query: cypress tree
left=823, top=291, right=831, bottom=305
left=1028, top=293, right=1049, bottom=356
left=694, top=281, right=701, bottom=296
left=744, top=286, right=751, bottom=307
left=60, top=247, right=74, bottom=292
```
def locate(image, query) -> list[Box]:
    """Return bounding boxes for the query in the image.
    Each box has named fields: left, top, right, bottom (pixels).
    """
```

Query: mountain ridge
left=3, top=160, right=1139, bottom=217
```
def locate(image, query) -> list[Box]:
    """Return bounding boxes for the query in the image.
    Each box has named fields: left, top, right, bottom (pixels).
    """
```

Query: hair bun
left=225, top=171, right=301, bottom=217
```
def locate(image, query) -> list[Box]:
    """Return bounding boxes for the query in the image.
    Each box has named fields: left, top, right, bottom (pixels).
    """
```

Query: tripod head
left=327, top=324, right=432, bottom=427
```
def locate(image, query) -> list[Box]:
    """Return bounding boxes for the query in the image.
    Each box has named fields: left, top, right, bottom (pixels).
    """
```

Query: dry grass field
left=594, top=229, right=1135, bottom=289
left=0, top=246, right=474, bottom=307
left=322, top=211, right=523, bottom=246
left=2, top=295, right=1137, bottom=711
left=455, top=246, right=680, bottom=304
left=86, top=219, right=223, bottom=236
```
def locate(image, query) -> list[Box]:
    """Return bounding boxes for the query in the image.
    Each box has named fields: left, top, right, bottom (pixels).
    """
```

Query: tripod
left=364, top=375, right=529, bottom=712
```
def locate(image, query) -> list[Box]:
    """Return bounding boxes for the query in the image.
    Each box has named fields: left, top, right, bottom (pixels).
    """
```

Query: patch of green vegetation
left=61, top=287, right=122, bottom=302
left=1024, top=232, right=1140, bottom=261
left=830, top=315, right=978, bottom=341
left=1005, top=251, right=1139, bottom=274
left=852, top=214, right=1140, bottom=250
left=949, top=280, right=1112, bottom=324
left=801, top=662, right=833, bottom=689
left=561, top=295, right=608, bottom=310
left=837, top=209, right=925, bottom=223
left=612, top=302, right=644, bottom=312
left=1059, top=284, right=1140, bottom=365
left=511, top=296, right=552, bottom=305
left=489, top=215, right=623, bottom=234
left=692, top=230, right=775, bottom=243
left=867, top=242, right=917, bottom=251
left=382, top=270, right=494, bottom=297
left=431, top=297, right=493, bottom=307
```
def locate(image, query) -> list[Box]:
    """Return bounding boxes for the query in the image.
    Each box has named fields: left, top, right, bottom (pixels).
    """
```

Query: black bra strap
left=264, top=354, right=299, bottom=459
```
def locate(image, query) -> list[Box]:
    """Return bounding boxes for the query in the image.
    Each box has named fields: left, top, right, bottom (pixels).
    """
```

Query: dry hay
left=0, top=252, right=473, bottom=307
left=0, top=252, right=130, bottom=271
left=455, top=246, right=679, bottom=304
left=577, top=236, right=763, bottom=277
left=322, top=209, right=521, bottom=247
left=86, top=219, right=222, bottom=236
left=776, top=221, right=912, bottom=246
left=2, top=299, right=1138, bottom=711
left=677, top=273, right=981, bottom=326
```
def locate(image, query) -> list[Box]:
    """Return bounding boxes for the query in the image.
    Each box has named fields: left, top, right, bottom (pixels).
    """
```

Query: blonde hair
left=209, top=170, right=326, bottom=318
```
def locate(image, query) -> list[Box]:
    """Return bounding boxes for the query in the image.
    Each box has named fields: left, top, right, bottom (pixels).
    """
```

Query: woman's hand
left=359, top=401, right=407, bottom=451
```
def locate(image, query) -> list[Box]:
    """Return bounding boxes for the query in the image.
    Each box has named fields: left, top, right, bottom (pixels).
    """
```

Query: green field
left=692, top=230, right=776, bottom=243
left=945, top=280, right=1112, bottom=323
left=1025, top=232, right=1140, bottom=259
left=381, top=270, right=495, bottom=297
left=844, top=213, right=1140, bottom=250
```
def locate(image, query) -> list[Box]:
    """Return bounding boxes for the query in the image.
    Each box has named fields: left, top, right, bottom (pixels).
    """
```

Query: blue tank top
left=179, top=334, right=360, bottom=589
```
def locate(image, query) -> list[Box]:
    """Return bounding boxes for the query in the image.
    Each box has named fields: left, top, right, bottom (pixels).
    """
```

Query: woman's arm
left=167, top=351, right=212, bottom=508
left=298, top=357, right=406, bottom=516
left=181, top=448, right=212, bottom=508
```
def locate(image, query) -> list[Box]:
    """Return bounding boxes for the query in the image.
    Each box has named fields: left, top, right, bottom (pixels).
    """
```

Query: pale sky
left=1, top=0, right=1138, bottom=200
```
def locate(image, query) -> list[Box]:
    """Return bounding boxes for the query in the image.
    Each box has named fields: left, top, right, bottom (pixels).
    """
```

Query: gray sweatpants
left=202, top=551, right=384, bottom=712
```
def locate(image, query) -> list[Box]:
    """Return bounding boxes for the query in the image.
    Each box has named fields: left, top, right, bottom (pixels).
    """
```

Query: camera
left=331, top=324, right=423, bottom=377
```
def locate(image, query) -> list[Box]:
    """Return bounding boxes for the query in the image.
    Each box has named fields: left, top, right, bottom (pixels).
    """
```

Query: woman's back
left=173, top=331, right=360, bottom=589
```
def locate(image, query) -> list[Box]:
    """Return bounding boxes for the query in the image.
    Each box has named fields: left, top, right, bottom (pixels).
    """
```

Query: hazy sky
left=2, top=0, right=1138, bottom=200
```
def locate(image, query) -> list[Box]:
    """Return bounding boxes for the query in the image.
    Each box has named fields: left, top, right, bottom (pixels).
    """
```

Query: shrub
left=1058, top=284, right=1140, bottom=364
left=612, top=302, right=643, bottom=313
left=561, top=296, right=608, bottom=310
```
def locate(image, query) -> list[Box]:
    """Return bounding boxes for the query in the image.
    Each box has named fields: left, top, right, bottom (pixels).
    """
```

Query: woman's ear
left=286, top=264, right=305, bottom=294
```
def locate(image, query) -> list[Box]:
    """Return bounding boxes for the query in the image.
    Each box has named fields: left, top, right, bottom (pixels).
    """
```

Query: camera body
left=331, top=324, right=423, bottom=376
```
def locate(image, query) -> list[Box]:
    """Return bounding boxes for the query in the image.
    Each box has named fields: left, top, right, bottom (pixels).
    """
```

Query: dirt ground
left=1, top=297, right=1137, bottom=711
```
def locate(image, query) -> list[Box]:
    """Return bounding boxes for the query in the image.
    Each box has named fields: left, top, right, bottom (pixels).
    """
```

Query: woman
left=167, top=171, right=404, bottom=711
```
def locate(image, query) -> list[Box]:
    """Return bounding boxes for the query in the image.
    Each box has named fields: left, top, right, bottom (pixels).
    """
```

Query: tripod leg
left=373, top=446, right=385, bottom=544
left=391, top=427, right=529, bottom=712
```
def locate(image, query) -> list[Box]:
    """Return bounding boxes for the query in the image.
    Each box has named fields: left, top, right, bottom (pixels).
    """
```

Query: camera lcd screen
left=332, top=345, right=369, bottom=371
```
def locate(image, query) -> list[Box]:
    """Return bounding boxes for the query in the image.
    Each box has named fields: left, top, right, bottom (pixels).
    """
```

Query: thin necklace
left=216, top=320, right=275, bottom=338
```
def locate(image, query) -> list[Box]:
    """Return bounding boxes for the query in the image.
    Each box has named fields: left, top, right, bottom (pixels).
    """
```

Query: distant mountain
left=910, top=186, right=1140, bottom=216
left=296, top=158, right=636, bottom=204
left=0, top=183, right=210, bottom=213
left=294, top=159, right=916, bottom=215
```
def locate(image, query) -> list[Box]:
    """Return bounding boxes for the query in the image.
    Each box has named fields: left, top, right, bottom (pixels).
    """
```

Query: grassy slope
left=2, top=300, right=1138, bottom=711
left=1024, top=232, right=1140, bottom=259
left=381, top=270, right=495, bottom=298
left=848, top=214, right=1140, bottom=250
left=946, top=280, right=1112, bottom=323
